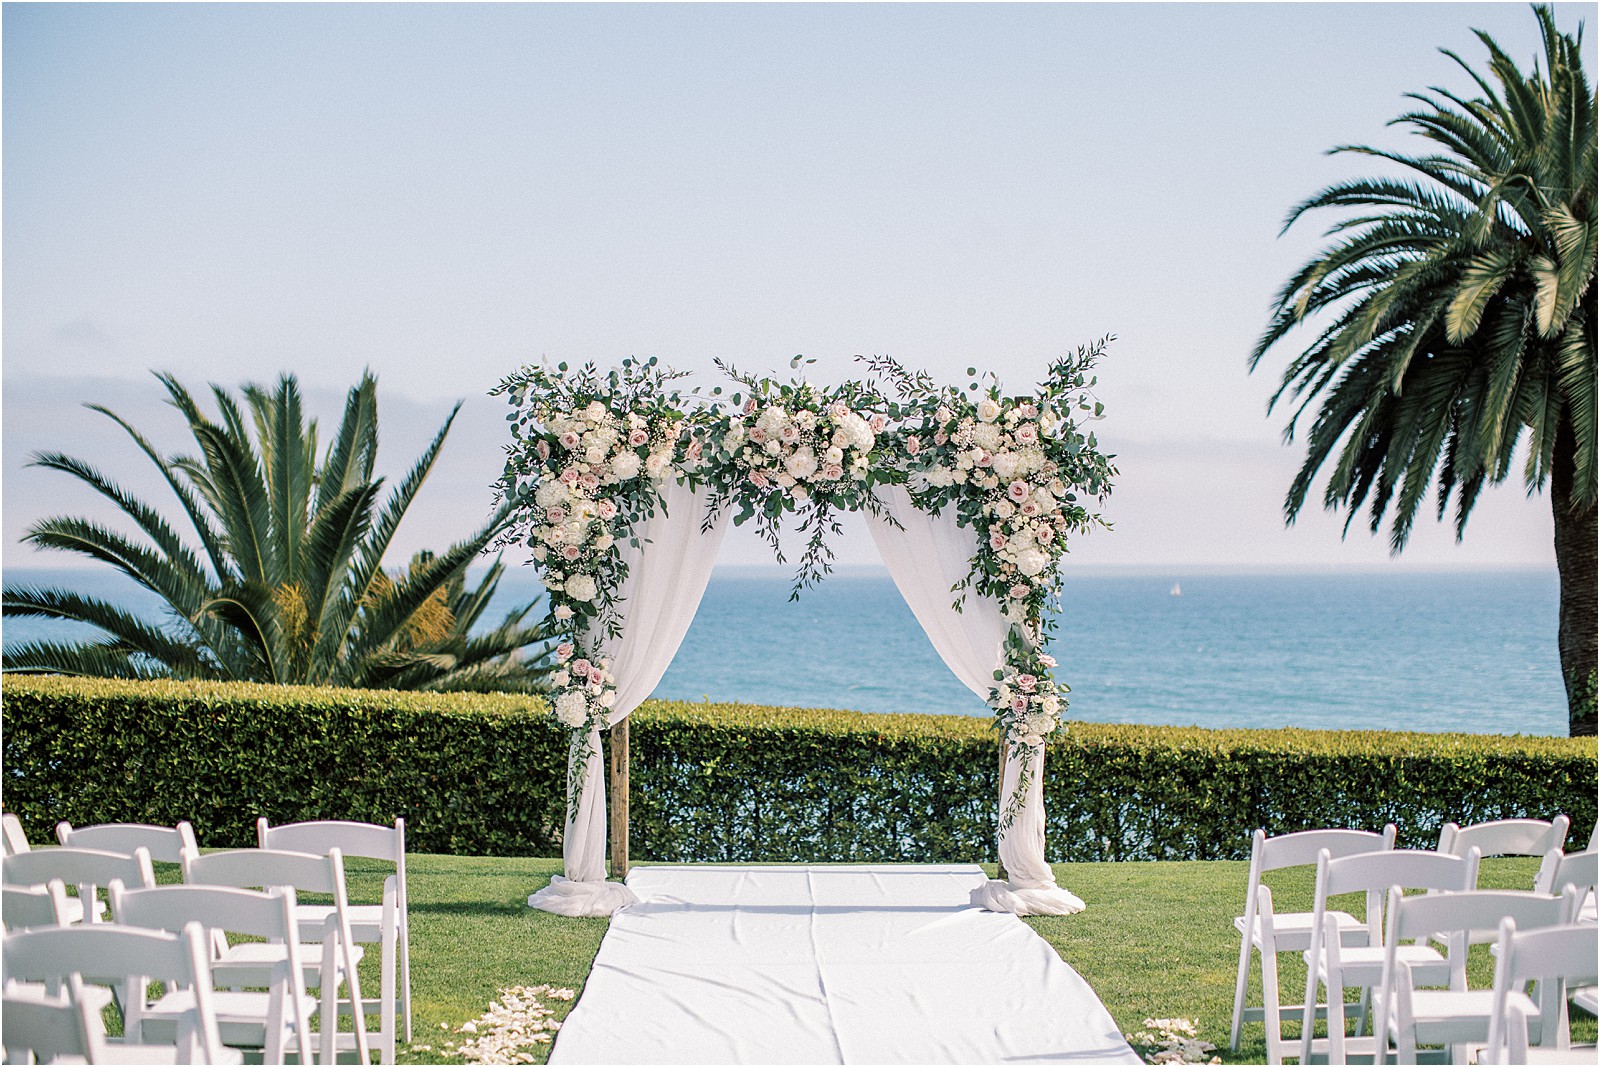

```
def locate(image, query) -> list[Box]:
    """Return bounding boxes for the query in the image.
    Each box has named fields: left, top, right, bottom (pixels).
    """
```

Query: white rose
left=594, top=532, right=614, bottom=551
left=824, top=446, right=844, bottom=465
left=583, top=401, right=607, bottom=420
left=551, top=670, right=570, bottom=688
left=994, top=499, right=1016, bottom=519
left=644, top=451, right=671, bottom=479
left=977, top=398, right=1002, bottom=423
left=584, top=445, right=606, bottom=466
left=598, top=690, right=617, bottom=708
left=610, top=451, right=641, bottom=480
left=1015, top=546, right=1051, bottom=577
left=1041, top=695, right=1061, bottom=716
left=531, top=544, right=548, bottom=561
left=565, top=574, right=598, bottom=602
left=564, top=520, right=588, bottom=544
left=724, top=423, right=746, bottom=446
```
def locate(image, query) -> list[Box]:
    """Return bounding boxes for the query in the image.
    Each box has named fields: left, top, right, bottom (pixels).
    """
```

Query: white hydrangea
left=835, top=413, right=874, bottom=452
left=972, top=423, right=1003, bottom=452
left=1014, top=546, right=1051, bottom=577
left=553, top=690, right=589, bottom=727
left=534, top=481, right=568, bottom=509
left=565, top=574, right=598, bottom=602
left=755, top=406, right=788, bottom=434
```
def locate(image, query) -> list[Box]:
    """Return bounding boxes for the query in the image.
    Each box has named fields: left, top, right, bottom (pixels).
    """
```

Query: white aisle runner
left=549, top=864, right=1139, bottom=1065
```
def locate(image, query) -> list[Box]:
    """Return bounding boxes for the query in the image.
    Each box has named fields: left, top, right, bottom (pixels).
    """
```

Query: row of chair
left=1230, top=815, right=1598, bottom=1064
left=1, top=813, right=413, bottom=1065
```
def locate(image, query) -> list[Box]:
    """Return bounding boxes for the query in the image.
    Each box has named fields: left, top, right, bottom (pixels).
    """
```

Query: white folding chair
left=57, top=820, right=199, bottom=865
left=1536, top=849, right=1597, bottom=920
left=110, top=882, right=318, bottom=1065
left=2, top=878, right=73, bottom=931
left=1, top=813, right=32, bottom=857
left=1482, top=920, right=1599, bottom=1065
left=258, top=817, right=411, bottom=1064
left=2, top=846, right=153, bottom=925
left=1229, top=824, right=1396, bottom=1062
left=1438, top=816, right=1570, bottom=875
left=182, top=846, right=370, bottom=1066
left=1, top=975, right=102, bottom=1064
left=2, top=922, right=242, bottom=1064
left=1377, top=886, right=1575, bottom=1064
left=1299, top=847, right=1480, bottom=1065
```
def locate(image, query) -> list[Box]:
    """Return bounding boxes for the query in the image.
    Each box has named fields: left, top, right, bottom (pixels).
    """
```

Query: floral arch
left=492, top=343, right=1117, bottom=918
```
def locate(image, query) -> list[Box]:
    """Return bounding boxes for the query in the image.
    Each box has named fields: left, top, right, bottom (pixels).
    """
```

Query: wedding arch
left=491, top=344, right=1116, bottom=918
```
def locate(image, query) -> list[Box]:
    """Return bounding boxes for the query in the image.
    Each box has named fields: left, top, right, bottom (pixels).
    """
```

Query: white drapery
left=864, top=485, right=1084, bottom=916
left=528, top=479, right=731, bottom=917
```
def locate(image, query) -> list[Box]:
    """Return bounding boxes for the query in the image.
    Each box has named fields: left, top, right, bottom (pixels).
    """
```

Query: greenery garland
left=494, top=347, right=1116, bottom=823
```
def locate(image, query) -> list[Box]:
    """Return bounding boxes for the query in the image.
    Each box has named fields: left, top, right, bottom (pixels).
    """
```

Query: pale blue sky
left=3, top=3, right=1590, bottom=572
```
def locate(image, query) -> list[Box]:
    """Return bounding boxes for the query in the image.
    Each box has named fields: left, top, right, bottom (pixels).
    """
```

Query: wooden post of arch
left=996, top=737, right=1008, bottom=882
left=609, top=718, right=630, bottom=880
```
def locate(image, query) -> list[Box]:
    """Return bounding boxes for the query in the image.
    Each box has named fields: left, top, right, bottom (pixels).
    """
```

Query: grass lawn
left=324, top=854, right=1591, bottom=1065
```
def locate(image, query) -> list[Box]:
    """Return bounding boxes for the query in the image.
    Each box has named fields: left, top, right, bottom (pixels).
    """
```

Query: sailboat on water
left=1170, top=582, right=1182, bottom=597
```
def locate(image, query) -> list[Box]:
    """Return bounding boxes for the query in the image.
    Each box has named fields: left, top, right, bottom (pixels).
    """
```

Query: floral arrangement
left=1122, top=1018, right=1221, bottom=1065
left=695, top=356, right=898, bottom=597
left=493, top=357, right=699, bottom=810
left=496, top=346, right=1115, bottom=826
left=864, top=338, right=1116, bottom=827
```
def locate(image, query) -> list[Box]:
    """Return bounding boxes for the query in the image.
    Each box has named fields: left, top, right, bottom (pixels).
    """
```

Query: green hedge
left=4, top=677, right=1595, bottom=861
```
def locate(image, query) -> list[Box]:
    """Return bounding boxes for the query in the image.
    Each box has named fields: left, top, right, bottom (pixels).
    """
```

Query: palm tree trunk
left=1552, top=420, right=1597, bottom=737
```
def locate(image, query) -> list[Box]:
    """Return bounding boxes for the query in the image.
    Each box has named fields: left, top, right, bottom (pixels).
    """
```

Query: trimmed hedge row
left=4, top=677, right=1595, bottom=861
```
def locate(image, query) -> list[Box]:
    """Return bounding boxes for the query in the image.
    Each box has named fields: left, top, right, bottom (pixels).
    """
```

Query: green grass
left=147, top=853, right=1598, bottom=1064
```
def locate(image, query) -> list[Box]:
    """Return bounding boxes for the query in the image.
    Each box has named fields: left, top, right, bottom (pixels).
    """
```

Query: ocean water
left=0, top=565, right=1567, bottom=736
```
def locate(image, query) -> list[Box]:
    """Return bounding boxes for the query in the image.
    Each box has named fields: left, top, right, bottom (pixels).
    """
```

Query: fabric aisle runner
left=548, top=864, right=1139, bottom=1064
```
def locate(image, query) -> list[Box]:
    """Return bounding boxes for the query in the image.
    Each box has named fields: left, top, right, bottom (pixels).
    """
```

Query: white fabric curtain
left=529, top=478, right=731, bottom=917
left=864, top=485, right=1084, bottom=916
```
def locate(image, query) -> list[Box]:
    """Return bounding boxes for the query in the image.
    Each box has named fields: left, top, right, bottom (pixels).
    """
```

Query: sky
left=3, top=2, right=1590, bottom=575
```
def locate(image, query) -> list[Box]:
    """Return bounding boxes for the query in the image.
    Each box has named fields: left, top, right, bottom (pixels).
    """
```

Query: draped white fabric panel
left=529, top=479, right=731, bottom=917
left=864, top=485, right=1084, bottom=916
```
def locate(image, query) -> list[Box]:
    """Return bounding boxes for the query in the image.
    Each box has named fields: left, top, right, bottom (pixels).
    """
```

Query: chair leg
left=400, top=918, right=412, bottom=1044
left=1327, top=971, right=1347, bottom=1067
left=1301, top=968, right=1321, bottom=1066
left=1357, top=986, right=1371, bottom=1037
left=1261, top=946, right=1284, bottom=1065
left=381, top=928, right=397, bottom=1065
left=1232, top=935, right=1254, bottom=1050
left=320, top=939, right=337, bottom=1066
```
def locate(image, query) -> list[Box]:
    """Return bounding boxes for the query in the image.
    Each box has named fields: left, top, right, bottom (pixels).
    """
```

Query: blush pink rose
left=1011, top=697, right=1028, bottom=713
left=744, top=398, right=758, bottom=415
left=821, top=463, right=844, bottom=480
left=597, top=500, right=618, bottom=519
left=829, top=401, right=850, bottom=419
left=1015, top=424, right=1039, bottom=445
left=536, top=440, right=552, bottom=461
left=579, top=473, right=600, bottom=490
left=1007, top=480, right=1030, bottom=502
left=588, top=665, right=605, bottom=683
left=559, top=467, right=580, bottom=485
left=561, top=545, right=581, bottom=561
left=934, top=432, right=949, bottom=446
left=906, top=436, right=921, bottom=456
left=1019, top=401, right=1037, bottom=418
left=556, top=644, right=574, bottom=661
left=1036, top=526, right=1054, bottom=543
left=571, top=658, right=592, bottom=676
left=869, top=413, right=887, bottom=432
left=975, top=451, right=993, bottom=468
left=1038, top=654, right=1058, bottom=668
left=559, top=431, right=581, bottom=449
left=1020, top=500, right=1040, bottom=517
left=545, top=505, right=566, bottom=523
left=749, top=427, right=768, bottom=444
left=1010, top=584, right=1029, bottom=599
left=779, top=424, right=801, bottom=443
left=749, top=470, right=770, bottom=488
left=686, top=439, right=703, bottom=461
left=1017, top=674, right=1037, bottom=692
left=989, top=531, right=1008, bottom=550
left=630, top=429, right=649, bottom=447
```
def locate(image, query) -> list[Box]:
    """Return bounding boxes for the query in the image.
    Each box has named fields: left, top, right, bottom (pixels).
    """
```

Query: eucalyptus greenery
left=1252, top=5, right=1596, bottom=734
left=3, top=371, right=555, bottom=692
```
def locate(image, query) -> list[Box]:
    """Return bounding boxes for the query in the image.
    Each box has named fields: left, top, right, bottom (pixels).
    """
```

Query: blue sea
left=0, top=565, right=1567, bottom=736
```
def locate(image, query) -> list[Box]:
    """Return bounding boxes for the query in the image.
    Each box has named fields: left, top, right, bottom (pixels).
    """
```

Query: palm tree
left=1251, top=5, right=1596, bottom=736
left=3, top=371, right=555, bottom=692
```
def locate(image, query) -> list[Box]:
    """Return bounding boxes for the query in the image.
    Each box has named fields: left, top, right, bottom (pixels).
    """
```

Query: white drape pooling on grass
left=864, top=484, right=1085, bottom=917
left=528, top=479, right=731, bottom=918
